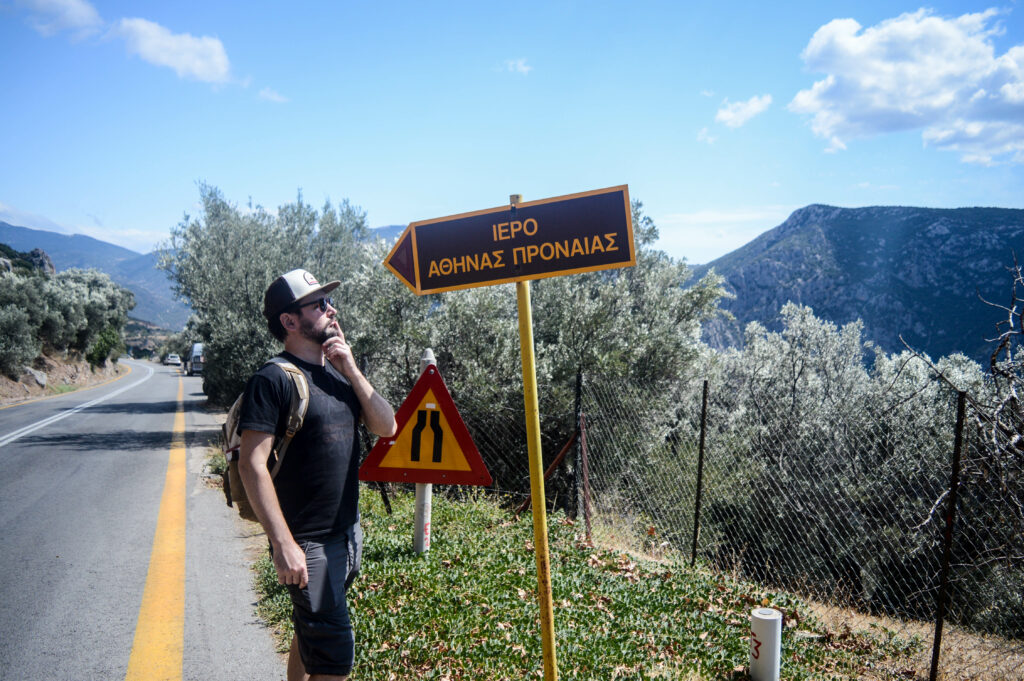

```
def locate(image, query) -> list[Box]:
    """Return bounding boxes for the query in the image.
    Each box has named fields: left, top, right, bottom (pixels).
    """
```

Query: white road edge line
left=0, top=364, right=156, bottom=449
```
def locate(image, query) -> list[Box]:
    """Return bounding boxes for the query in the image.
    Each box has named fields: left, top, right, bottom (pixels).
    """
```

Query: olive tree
left=160, top=185, right=377, bottom=404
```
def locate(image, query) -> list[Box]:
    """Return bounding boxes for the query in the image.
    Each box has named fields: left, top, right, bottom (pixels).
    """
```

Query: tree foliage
left=159, top=184, right=1023, bottom=640
left=0, top=267, right=134, bottom=376
left=610, top=299, right=1022, bottom=638
left=159, top=185, right=377, bottom=403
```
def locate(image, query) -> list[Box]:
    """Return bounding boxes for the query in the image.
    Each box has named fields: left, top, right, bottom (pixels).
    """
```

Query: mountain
left=0, top=221, right=190, bottom=330
left=692, top=205, right=1024, bottom=365
left=0, top=221, right=408, bottom=331
left=372, top=224, right=406, bottom=242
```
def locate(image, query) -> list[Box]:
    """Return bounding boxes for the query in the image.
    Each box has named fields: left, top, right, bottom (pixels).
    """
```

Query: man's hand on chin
left=323, top=329, right=358, bottom=378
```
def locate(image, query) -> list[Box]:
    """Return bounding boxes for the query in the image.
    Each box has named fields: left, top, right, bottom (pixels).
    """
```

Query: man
left=238, top=268, right=396, bottom=681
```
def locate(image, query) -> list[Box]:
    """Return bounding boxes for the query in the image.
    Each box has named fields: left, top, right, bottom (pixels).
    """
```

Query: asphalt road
left=0, top=359, right=284, bottom=681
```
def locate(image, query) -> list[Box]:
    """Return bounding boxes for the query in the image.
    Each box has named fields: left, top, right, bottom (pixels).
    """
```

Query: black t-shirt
left=237, top=351, right=361, bottom=539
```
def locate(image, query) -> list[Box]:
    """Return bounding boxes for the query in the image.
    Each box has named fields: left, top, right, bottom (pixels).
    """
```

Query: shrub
left=0, top=306, right=40, bottom=378
left=86, top=324, right=125, bottom=368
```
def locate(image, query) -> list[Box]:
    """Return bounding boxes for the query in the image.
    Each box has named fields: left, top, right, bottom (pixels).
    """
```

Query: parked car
left=164, top=353, right=181, bottom=366
left=186, top=343, right=205, bottom=376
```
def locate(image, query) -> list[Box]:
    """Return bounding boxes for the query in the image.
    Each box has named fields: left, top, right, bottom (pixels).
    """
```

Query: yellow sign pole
left=512, top=193, right=558, bottom=681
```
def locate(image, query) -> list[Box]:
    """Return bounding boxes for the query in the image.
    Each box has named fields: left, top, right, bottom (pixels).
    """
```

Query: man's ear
left=280, top=312, right=297, bottom=332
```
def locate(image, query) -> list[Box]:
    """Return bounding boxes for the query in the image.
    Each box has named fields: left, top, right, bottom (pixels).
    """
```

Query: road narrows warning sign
left=359, top=366, right=491, bottom=486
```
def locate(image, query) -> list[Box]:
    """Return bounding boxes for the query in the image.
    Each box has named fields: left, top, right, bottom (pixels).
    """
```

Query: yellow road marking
left=0, top=363, right=134, bottom=411
left=125, top=378, right=186, bottom=681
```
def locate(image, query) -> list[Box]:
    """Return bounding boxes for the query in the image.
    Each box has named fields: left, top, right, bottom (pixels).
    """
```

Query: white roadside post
left=750, top=607, right=782, bottom=681
left=413, top=348, right=436, bottom=553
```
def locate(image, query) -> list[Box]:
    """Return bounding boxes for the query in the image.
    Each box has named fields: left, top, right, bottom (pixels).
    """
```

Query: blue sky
left=2, top=1, right=1022, bottom=264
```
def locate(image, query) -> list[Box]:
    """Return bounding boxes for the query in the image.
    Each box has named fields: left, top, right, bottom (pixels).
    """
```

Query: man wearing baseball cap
left=237, top=268, right=396, bottom=681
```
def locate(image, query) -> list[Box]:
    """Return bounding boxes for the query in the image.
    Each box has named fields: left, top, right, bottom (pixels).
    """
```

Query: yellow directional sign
left=360, top=365, right=491, bottom=486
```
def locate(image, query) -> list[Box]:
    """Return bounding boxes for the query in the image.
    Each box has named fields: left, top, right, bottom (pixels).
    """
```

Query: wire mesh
left=362, top=357, right=1022, bottom=679
left=579, top=373, right=1023, bottom=680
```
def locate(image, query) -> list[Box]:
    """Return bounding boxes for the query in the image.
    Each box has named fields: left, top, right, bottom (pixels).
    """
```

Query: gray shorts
left=280, top=523, right=363, bottom=676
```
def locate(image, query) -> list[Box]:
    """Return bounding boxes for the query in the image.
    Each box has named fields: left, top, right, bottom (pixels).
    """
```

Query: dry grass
left=802, top=597, right=1023, bottom=680
left=584, top=510, right=1022, bottom=681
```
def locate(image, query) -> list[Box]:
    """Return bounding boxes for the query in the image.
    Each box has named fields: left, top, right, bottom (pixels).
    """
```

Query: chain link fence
left=366, top=356, right=1022, bottom=680
left=577, top=372, right=1023, bottom=680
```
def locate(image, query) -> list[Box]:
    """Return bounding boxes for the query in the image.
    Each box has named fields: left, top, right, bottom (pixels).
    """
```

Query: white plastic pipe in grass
left=750, top=607, right=782, bottom=681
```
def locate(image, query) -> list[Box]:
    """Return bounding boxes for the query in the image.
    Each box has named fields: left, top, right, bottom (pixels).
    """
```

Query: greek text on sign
left=384, top=185, right=634, bottom=295
left=359, top=365, right=492, bottom=486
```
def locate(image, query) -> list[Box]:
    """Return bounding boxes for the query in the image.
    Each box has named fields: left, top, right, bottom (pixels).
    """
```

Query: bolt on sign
left=359, top=365, right=492, bottom=486
left=384, top=185, right=634, bottom=295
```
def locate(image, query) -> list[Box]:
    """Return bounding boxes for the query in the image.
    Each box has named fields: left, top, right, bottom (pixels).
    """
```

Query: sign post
left=360, top=348, right=492, bottom=552
left=414, top=348, right=436, bottom=553
left=512, top=193, right=560, bottom=680
left=381, top=185, right=634, bottom=681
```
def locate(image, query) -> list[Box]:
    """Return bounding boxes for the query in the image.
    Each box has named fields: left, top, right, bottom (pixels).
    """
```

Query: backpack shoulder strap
left=264, top=358, right=310, bottom=478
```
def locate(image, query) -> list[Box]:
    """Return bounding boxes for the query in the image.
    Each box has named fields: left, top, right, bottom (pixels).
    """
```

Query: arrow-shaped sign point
left=384, top=226, right=418, bottom=293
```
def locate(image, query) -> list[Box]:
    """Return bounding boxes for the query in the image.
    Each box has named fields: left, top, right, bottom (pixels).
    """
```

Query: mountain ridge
left=0, top=221, right=191, bottom=330
left=0, top=221, right=408, bottom=331
left=692, top=204, right=1024, bottom=365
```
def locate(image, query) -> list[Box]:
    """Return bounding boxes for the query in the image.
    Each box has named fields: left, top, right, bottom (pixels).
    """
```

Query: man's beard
left=298, top=317, right=339, bottom=344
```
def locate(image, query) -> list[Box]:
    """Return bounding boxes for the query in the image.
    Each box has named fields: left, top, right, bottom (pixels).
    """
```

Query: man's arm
left=237, top=429, right=308, bottom=588
left=323, top=334, right=397, bottom=437
left=348, top=370, right=397, bottom=437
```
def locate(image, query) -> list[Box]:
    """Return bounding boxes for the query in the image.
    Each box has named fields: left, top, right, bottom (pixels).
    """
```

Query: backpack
left=221, top=358, right=310, bottom=521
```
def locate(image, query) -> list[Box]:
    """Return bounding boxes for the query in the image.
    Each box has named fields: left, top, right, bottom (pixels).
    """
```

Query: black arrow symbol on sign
left=410, top=409, right=444, bottom=463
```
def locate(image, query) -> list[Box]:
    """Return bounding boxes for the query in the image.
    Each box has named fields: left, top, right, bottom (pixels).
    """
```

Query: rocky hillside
left=692, top=205, right=1024, bottom=365
left=0, top=243, right=55, bottom=275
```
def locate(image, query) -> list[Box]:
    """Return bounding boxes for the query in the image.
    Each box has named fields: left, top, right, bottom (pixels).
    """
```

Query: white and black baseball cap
left=263, top=269, right=340, bottom=320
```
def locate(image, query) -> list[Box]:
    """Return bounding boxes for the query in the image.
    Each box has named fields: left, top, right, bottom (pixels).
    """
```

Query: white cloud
left=697, top=127, right=717, bottom=144
left=112, top=18, right=230, bottom=83
left=18, top=0, right=102, bottom=37
left=504, top=58, right=532, bottom=75
left=790, top=8, right=1024, bottom=164
left=259, top=87, right=288, bottom=103
left=715, top=94, right=772, bottom=128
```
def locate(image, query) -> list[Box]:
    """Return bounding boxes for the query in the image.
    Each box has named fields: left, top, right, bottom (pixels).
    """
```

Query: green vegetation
left=159, top=184, right=727, bottom=478
left=160, top=185, right=377, bottom=404
left=254, top=490, right=922, bottom=680
left=0, top=265, right=134, bottom=376
left=123, top=318, right=173, bottom=359
left=167, top=185, right=1021, bottom=650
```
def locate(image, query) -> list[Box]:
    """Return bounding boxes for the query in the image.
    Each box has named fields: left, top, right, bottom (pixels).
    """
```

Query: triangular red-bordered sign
left=360, top=365, right=492, bottom=486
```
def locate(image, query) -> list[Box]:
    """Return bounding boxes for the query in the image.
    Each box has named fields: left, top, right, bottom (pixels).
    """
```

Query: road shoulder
left=183, top=390, right=285, bottom=681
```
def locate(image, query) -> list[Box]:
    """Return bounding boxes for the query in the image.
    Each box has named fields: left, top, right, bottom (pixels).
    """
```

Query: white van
left=186, top=343, right=205, bottom=376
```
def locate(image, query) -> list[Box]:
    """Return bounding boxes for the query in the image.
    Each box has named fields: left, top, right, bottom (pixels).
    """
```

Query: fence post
left=580, top=411, right=593, bottom=544
left=691, top=380, right=710, bottom=567
left=571, top=368, right=582, bottom=520
left=929, top=390, right=967, bottom=681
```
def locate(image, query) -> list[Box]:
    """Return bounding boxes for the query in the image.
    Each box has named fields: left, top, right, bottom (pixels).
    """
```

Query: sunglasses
left=291, top=296, right=333, bottom=313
